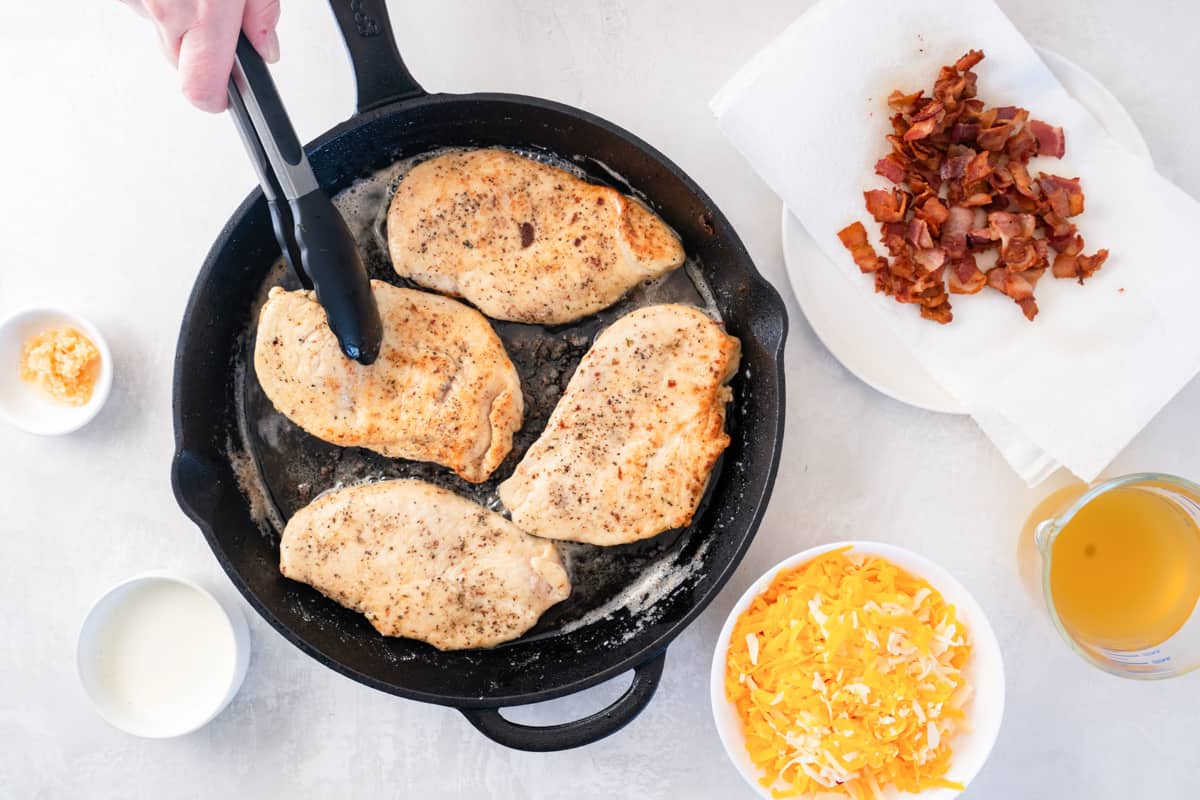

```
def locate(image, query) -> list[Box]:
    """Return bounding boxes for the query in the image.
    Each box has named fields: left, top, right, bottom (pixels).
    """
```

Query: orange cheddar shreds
left=725, top=548, right=973, bottom=799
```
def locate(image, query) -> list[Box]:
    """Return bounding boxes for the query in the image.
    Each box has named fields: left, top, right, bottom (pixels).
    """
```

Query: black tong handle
left=227, top=34, right=382, bottom=365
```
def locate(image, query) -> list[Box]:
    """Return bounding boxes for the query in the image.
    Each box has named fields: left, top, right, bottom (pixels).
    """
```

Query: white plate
left=710, top=542, right=1005, bottom=799
left=782, top=48, right=1153, bottom=414
left=0, top=307, right=114, bottom=434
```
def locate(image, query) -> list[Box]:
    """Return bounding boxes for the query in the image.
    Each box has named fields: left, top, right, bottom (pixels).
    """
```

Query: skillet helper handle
left=326, top=0, right=425, bottom=112
left=459, top=651, right=666, bottom=752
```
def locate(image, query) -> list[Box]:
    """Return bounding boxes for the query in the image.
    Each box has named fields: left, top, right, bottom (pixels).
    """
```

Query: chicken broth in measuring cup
left=1033, top=474, right=1200, bottom=678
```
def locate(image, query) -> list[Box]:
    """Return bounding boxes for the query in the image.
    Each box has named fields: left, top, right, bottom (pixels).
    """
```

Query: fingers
left=128, top=0, right=281, bottom=113
left=242, top=0, right=282, bottom=63
left=175, top=1, right=247, bottom=112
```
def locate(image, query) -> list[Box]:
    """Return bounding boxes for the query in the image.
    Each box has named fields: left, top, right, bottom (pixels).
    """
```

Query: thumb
left=243, top=0, right=282, bottom=63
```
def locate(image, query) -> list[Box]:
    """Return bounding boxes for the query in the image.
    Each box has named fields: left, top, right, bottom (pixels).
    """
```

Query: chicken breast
left=386, top=148, right=686, bottom=324
left=499, top=304, right=740, bottom=545
left=254, top=280, right=522, bottom=483
left=280, top=479, right=570, bottom=650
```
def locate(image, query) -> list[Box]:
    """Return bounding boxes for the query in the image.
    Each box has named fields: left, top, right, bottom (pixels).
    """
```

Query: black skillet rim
left=171, top=89, right=788, bottom=709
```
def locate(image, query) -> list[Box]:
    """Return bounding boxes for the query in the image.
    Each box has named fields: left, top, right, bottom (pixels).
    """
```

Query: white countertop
left=3, top=1, right=1199, bottom=797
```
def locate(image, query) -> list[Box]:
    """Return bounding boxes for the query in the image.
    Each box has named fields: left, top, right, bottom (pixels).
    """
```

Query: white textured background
left=2, top=1, right=1199, bottom=798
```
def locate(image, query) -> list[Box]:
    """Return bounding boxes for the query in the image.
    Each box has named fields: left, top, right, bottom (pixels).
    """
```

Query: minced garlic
left=20, top=327, right=101, bottom=406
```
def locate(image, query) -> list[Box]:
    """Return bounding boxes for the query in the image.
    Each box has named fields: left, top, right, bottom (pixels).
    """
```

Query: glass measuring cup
left=1034, top=472, right=1200, bottom=679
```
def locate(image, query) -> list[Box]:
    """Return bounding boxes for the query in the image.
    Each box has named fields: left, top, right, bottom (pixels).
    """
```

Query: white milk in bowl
left=77, top=575, right=249, bottom=737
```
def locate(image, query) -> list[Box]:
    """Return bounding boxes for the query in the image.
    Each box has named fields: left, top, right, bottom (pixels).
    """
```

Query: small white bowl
left=77, top=573, right=250, bottom=738
left=711, top=541, right=1005, bottom=799
left=0, top=307, right=114, bottom=435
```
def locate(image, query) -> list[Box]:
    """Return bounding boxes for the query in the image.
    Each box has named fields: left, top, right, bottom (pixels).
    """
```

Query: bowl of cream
left=77, top=573, right=250, bottom=738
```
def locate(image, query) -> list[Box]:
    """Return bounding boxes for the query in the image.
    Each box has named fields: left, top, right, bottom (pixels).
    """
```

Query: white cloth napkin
left=712, top=0, right=1200, bottom=484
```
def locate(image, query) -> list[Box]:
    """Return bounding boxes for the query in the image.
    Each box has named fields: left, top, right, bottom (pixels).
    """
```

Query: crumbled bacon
left=955, top=49, right=985, bottom=72
left=1029, top=119, right=1065, bottom=158
left=948, top=254, right=987, bottom=294
left=837, top=221, right=885, bottom=273
left=1038, top=174, right=1084, bottom=217
left=915, top=196, right=950, bottom=231
left=864, top=188, right=911, bottom=223
left=875, top=155, right=908, bottom=184
left=837, top=49, right=1108, bottom=323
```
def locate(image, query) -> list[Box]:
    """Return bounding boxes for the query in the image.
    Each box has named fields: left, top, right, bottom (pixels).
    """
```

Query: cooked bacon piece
left=880, top=222, right=907, bottom=256
left=903, top=101, right=946, bottom=141
left=890, top=250, right=917, bottom=280
left=996, top=189, right=1035, bottom=215
left=1077, top=249, right=1110, bottom=281
left=875, top=155, right=908, bottom=184
left=1052, top=255, right=1077, bottom=279
left=987, top=264, right=1046, bottom=319
left=987, top=211, right=1037, bottom=250
left=912, top=245, right=947, bottom=273
left=921, top=301, right=953, bottom=324
left=842, top=49, right=1106, bottom=323
left=1039, top=208, right=1077, bottom=245
left=940, top=148, right=974, bottom=180
left=1038, top=174, right=1084, bottom=217
left=1009, top=161, right=1036, bottom=198
left=906, top=219, right=934, bottom=249
left=888, top=89, right=925, bottom=114
left=949, top=122, right=980, bottom=143
left=985, top=106, right=1028, bottom=124
left=837, top=222, right=886, bottom=273
left=1029, top=119, right=1066, bottom=158
left=948, top=254, right=987, bottom=294
left=915, top=196, right=950, bottom=232
left=975, top=124, right=1012, bottom=151
left=988, top=162, right=1013, bottom=192
left=906, top=174, right=940, bottom=205
left=1001, top=236, right=1041, bottom=272
left=941, top=205, right=974, bottom=257
left=933, top=65, right=978, bottom=113
left=967, top=226, right=998, bottom=250
left=955, top=49, right=985, bottom=71
left=960, top=192, right=993, bottom=207
left=1051, top=234, right=1085, bottom=278
left=987, top=266, right=1036, bottom=300
left=974, top=108, right=1024, bottom=152
left=864, top=188, right=911, bottom=223
left=1057, top=234, right=1084, bottom=256
left=963, top=150, right=993, bottom=185
left=1005, top=125, right=1038, bottom=161
left=1034, top=237, right=1050, bottom=263
left=912, top=266, right=947, bottom=294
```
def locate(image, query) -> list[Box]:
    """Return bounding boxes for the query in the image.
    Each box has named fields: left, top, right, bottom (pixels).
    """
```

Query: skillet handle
left=459, top=650, right=666, bottom=752
left=326, top=0, right=426, bottom=112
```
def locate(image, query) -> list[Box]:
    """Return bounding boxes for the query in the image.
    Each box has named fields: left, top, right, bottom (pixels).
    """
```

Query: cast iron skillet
left=171, top=0, right=787, bottom=752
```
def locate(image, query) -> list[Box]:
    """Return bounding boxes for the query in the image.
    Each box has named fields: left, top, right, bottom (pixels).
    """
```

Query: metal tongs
left=226, top=34, right=382, bottom=365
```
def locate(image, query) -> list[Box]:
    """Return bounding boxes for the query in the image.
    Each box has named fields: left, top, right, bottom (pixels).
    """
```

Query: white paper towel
left=712, top=0, right=1200, bottom=484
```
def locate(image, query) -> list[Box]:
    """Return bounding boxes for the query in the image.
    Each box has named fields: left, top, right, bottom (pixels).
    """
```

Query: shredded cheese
left=725, top=548, right=972, bottom=798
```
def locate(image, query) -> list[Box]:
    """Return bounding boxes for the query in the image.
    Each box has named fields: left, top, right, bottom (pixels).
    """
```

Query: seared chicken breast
left=280, top=479, right=570, bottom=650
left=386, top=149, right=686, bottom=324
left=254, top=281, right=522, bottom=483
left=499, top=304, right=740, bottom=545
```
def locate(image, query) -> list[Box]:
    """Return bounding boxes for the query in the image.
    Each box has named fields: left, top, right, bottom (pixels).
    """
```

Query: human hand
left=122, top=0, right=281, bottom=113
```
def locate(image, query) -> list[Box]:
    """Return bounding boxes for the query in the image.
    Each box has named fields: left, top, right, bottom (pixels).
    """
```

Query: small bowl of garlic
left=0, top=307, right=113, bottom=435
